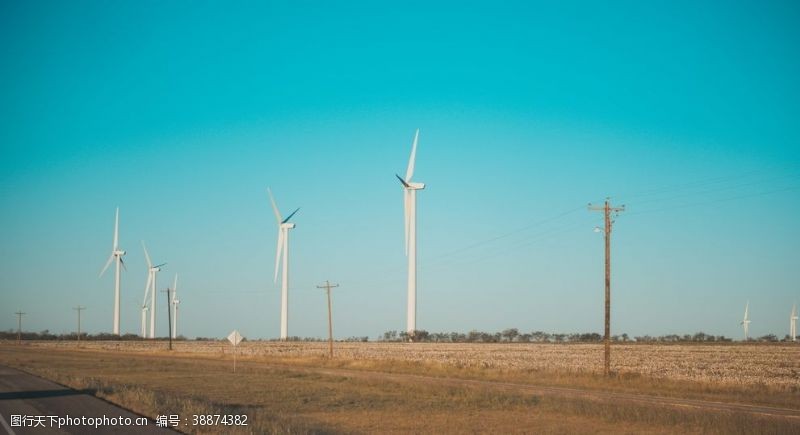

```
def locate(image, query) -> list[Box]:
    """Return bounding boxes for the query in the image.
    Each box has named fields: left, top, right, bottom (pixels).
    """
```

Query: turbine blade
left=267, top=188, right=282, bottom=224
left=99, top=253, right=114, bottom=278
left=282, top=207, right=300, bottom=224
left=405, top=129, right=419, bottom=181
left=154, top=262, right=167, bottom=269
left=274, top=229, right=284, bottom=283
left=113, top=207, right=119, bottom=250
left=395, top=173, right=409, bottom=188
left=142, top=241, right=152, bottom=268
left=120, top=257, right=127, bottom=272
left=173, top=274, right=178, bottom=295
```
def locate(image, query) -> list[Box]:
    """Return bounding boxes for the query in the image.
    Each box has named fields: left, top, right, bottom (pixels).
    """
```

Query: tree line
left=0, top=330, right=371, bottom=342
left=0, top=330, right=188, bottom=341
left=1, top=329, right=790, bottom=343
left=379, top=329, right=793, bottom=343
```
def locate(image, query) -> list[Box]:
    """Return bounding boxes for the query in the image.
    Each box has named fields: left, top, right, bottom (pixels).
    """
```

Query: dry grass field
left=2, top=341, right=799, bottom=434
left=25, top=340, right=800, bottom=388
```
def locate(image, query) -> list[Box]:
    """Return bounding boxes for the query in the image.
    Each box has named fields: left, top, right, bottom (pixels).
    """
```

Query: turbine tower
left=268, top=188, right=299, bottom=341
left=741, top=301, right=751, bottom=341
left=791, top=303, right=797, bottom=342
left=395, top=129, right=425, bottom=339
left=100, top=207, right=126, bottom=335
left=142, top=241, right=165, bottom=338
left=171, top=274, right=179, bottom=339
left=140, top=286, right=149, bottom=337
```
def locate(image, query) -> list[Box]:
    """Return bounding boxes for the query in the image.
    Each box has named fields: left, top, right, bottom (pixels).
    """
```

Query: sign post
left=227, top=330, right=243, bottom=373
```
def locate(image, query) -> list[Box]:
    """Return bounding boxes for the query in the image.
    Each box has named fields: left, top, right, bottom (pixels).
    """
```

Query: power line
left=626, top=174, right=798, bottom=207
left=427, top=206, right=585, bottom=262
left=419, top=219, right=593, bottom=275
left=615, top=164, right=799, bottom=202
left=626, top=185, right=799, bottom=217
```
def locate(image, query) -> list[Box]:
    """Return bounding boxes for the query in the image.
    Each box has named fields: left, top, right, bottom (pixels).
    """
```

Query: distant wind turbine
left=142, top=241, right=165, bottom=338
left=791, top=302, right=797, bottom=342
left=741, top=301, right=751, bottom=341
left=395, top=129, right=425, bottom=339
left=100, top=207, right=126, bottom=335
left=171, top=274, right=179, bottom=339
left=268, top=188, right=299, bottom=341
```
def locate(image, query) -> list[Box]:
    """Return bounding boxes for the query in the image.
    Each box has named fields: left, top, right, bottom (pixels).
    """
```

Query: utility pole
left=73, top=306, right=86, bottom=341
left=161, top=288, right=173, bottom=350
left=15, top=311, right=26, bottom=344
left=588, top=198, right=625, bottom=376
left=316, top=281, right=339, bottom=358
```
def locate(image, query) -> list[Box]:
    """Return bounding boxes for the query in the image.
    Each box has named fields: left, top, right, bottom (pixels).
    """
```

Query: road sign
left=227, top=330, right=243, bottom=373
left=227, top=330, right=243, bottom=346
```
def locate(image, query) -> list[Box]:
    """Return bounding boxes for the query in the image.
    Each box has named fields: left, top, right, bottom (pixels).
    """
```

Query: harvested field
left=21, top=341, right=800, bottom=389
left=2, top=343, right=799, bottom=434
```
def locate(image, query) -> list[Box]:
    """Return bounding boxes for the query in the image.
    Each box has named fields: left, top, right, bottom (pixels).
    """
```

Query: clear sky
left=1, top=1, right=798, bottom=340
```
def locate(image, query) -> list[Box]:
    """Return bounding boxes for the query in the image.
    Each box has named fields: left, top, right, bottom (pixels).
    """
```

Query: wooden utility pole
left=588, top=198, right=625, bottom=376
left=161, top=288, right=173, bottom=350
left=316, top=281, right=339, bottom=358
left=15, top=311, right=26, bottom=344
left=73, top=306, right=86, bottom=341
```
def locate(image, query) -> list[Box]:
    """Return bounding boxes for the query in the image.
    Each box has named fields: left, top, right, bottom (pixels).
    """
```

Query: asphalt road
left=0, top=365, right=173, bottom=434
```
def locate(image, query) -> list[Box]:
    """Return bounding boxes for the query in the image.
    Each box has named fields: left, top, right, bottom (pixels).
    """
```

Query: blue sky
left=1, top=1, right=798, bottom=340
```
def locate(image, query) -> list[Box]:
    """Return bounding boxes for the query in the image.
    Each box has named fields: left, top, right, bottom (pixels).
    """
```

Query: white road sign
left=227, top=330, right=243, bottom=346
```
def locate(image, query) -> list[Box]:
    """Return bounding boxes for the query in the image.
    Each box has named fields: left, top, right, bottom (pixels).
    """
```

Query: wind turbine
left=268, top=188, right=299, bottom=341
left=171, top=274, right=179, bottom=339
left=791, top=302, right=797, bottom=342
left=100, top=207, right=126, bottom=335
left=395, top=129, right=425, bottom=339
left=142, top=241, right=165, bottom=339
left=741, top=301, right=751, bottom=341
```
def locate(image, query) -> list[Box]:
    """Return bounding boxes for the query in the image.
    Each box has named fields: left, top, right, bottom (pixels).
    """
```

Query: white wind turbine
left=395, top=129, right=425, bottom=338
left=741, top=301, right=751, bottom=341
left=100, top=207, right=126, bottom=335
left=268, top=188, right=299, bottom=341
left=171, top=274, right=179, bottom=339
left=142, top=241, right=165, bottom=338
left=791, top=303, right=797, bottom=342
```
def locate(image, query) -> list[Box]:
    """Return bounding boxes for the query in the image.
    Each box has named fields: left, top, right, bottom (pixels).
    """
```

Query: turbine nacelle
left=281, top=223, right=296, bottom=230
left=395, top=174, right=425, bottom=190
left=114, top=250, right=126, bottom=256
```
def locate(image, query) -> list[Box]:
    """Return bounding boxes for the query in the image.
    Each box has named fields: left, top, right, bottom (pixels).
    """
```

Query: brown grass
left=1, top=342, right=798, bottom=434
left=25, top=340, right=800, bottom=389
